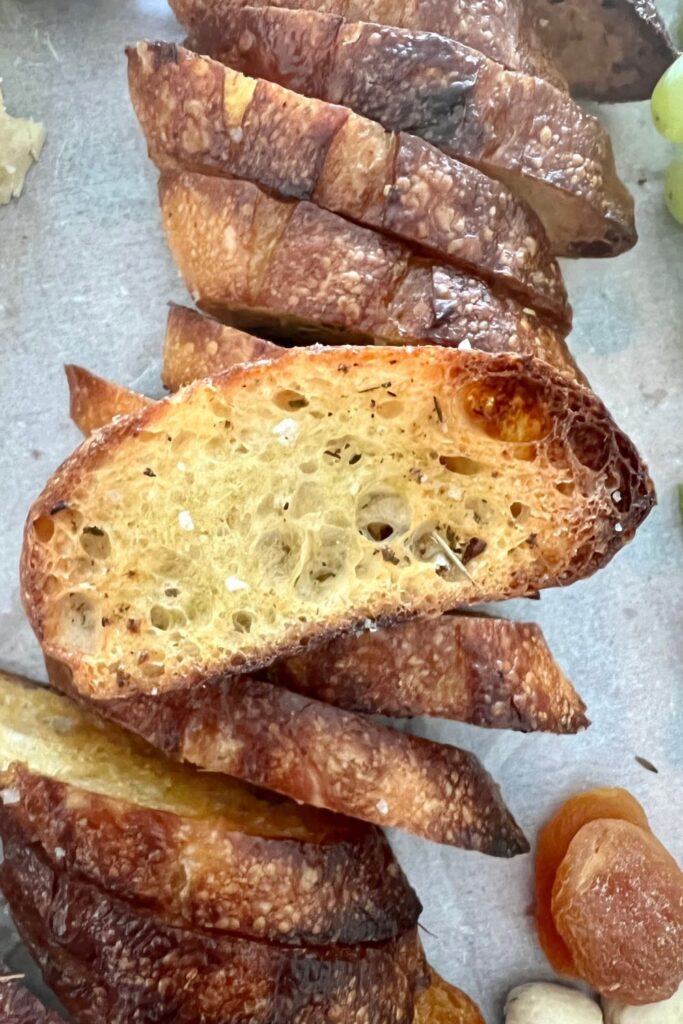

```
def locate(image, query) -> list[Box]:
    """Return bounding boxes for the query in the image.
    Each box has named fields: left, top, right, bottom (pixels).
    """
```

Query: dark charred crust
left=0, top=833, right=426, bottom=1024
left=0, top=960, right=63, bottom=1024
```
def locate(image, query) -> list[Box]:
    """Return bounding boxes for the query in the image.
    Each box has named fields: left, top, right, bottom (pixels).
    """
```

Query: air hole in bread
left=257, top=528, right=300, bottom=577
left=80, top=526, right=111, bottom=560
left=33, top=516, right=55, bottom=543
left=376, top=400, right=403, bottom=419
left=510, top=501, right=530, bottom=522
left=461, top=378, right=552, bottom=444
left=356, top=489, right=411, bottom=544
left=556, top=481, right=575, bottom=496
left=408, top=523, right=473, bottom=581
left=273, top=389, right=309, bottom=411
left=150, top=605, right=187, bottom=631
left=439, top=455, right=484, bottom=476
left=232, top=611, right=253, bottom=634
left=54, top=593, right=102, bottom=655
left=300, top=459, right=318, bottom=474
left=296, top=527, right=349, bottom=597
left=568, top=422, right=610, bottom=471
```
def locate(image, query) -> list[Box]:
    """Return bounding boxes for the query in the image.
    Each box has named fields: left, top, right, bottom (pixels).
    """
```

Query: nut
left=603, top=982, right=683, bottom=1023
left=505, top=982, right=602, bottom=1023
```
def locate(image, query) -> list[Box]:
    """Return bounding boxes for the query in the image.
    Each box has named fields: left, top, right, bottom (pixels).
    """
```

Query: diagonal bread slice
left=0, top=832, right=426, bottom=1024
left=0, top=670, right=419, bottom=945
left=169, top=0, right=564, bottom=87
left=63, top=361, right=588, bottom=736
left=128, top=42, right=569, bottom=325
left=158, top=170, right=580, bottom=381
left=164, top=303, right=282, bottom=390
left=529, top=0, right=678, bottom=102
left=0, top=961, right=64, bottom=1024
left=205, top=6, right=636, bottom=258
left=267, top=615, right=588, bottom=733
left=78, top=667, right=529, bottom=853
left=66, top=363, right=154, bottom=435
left=23, top=346, right=654, bottom=705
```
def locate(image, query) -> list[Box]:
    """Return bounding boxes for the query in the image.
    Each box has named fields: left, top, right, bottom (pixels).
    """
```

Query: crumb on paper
left=0, top=84, right=46, bottom=206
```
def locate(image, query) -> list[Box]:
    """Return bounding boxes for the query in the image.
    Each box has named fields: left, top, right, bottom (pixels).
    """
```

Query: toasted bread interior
left=0, top=672, right=337, bottom=840
left=24, top=347, right=650, bottom=698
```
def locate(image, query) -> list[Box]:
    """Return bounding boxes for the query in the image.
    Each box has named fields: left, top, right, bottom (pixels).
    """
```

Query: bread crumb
left=0, top=86, right=46, bottom=205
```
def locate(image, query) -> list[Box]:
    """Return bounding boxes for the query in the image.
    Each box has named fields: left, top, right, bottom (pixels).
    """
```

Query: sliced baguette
left=0, top=670, right=418, bottom=945
left=0, top=962, right=63, bottom=1024
left=158, top=171, right=580, bottom=380
left=81, top=669, right=528, bottom=853
left=0, top=832, right=425, bottom=1024
left=23, top=346, right=654, bottom=704
left=164, top=303, right=282, bottom=390
left=66, top=363, right=153, bottom=435
left=64, top=360, right=588, bottom=736
left=169, top=0, right=563, bottom=87
left=207, top=6, right=636, bottom=258
left=530, top=0, right=678, bottom=102
left=128, top=42, right=569, bottom=324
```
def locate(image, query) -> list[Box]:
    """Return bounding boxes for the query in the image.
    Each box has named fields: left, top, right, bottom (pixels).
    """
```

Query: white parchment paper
left=0, top=1, right=681, bottom=1020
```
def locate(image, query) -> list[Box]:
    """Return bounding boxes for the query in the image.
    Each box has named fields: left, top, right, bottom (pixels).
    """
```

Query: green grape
left=651, top=55, right=683, bottom=143
left=664, top=157, right=683, bottom=226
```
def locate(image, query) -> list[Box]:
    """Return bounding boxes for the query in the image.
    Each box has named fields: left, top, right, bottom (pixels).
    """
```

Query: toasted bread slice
left=66, top=364, right=153, bottom=435
left=531, top=0, right=678, bottom=101
left=169, top=0, right=563, bottom=86
left=23, top=346, right=653, bottom=704
left=82, top=669, right=528, bottom=853
left=64, top=362, right=588, bottom=736
left=159, top=171, right=579, bottom=380
left=164, top=304, right=282, bottom=390
left=415, top=970, right=484, bottom=1023
left=0, top=834, right=425, bottom=1024
left=129, top=43, right=569, bottom=324
left=209, top=7, right=636, bottom=258
left=269, top=615, right=588, bottom=733
left=0, top=670, right=418, bottom=944
left=0, top=962, right=63, bottom=1024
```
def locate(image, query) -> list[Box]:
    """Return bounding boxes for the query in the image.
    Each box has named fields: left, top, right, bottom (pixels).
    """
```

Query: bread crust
left=530, top=0, right=678, bottom=101
left=202, top=7, right=636, bottom=258
left=0, top=670, right=419, bottom=946
left=0, top=832, right=426, bottom=1024
left=0, top=963, right=63, bottom=1024
left=66, top=364, right=153, bottom=436
left=0, top=762, right=420, bottom=944
left=22, top=346, right=654, bottom=702
left=269, top=614, right=588, bottom=734
left=414, top=969, right=484, bottom=1024
left=94, top=672, right=529, bottom=854
left=128, top=42, right=569, bottom=323
left=164, top=304, right=282, bottom=390
left=158, top=170, right=580, bottom=380
left=169, top=0, right=563, bottom=86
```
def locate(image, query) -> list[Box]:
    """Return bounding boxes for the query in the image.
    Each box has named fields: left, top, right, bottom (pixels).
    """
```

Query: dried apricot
left=535, top=787, right=650, bottom=974
left=415, top=969, right=485, bottom=1024
left=552, top=819, right=683, bottom=1004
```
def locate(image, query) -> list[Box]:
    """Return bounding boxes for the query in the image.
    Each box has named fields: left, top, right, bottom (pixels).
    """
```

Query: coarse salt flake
left=376, top=799, right=389, bottom=815
left=225, top=576, right=250, bottom=592
left=178, top=510, right=194, bottom=531
left=0, top=788, right=20, bottom=806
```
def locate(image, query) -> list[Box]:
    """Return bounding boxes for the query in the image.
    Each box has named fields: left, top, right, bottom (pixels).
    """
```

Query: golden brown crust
left=164, top=304, right=282, bottom=390
left=269, top=614, right=588, bottom=733
left=207, top=7, right=636, bottom=258
left=158, top=170, right=579, bottom=380
left=66, top=364, right=153, bottom=435
left=0, top=762, right=420, bottom=944
left=128, top=42, right=569, bottom=323
left=21, top=346, right=654, bottom=702
left=94, top=672, right=529, bottom=854
left=0, top=832, right=426, bottom=1024
left=414, top=969, right=484, bottom=1024
left=530, top=0, right=678, bottom=101
left=169, top=0, right=564, bottom=86
left=0, top=963, right=63, bottom=1024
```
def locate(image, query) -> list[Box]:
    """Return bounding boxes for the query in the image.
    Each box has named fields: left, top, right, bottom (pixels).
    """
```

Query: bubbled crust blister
left=128, top=42, right=569, bottom=323
left=22, top=346, right=653, bottom=705
left=205, top=7, right=636, bottom=258
left=158, top=170, right=579, bottom=380
left=0, top=831, right=426, bottom=1024
left=0, top=762, right=420, bottom=944
left=169, top=0, right=564, bottom=86
left=95, top=674, right=529, bottom=854
left=270, top=615, right=588, bottom=733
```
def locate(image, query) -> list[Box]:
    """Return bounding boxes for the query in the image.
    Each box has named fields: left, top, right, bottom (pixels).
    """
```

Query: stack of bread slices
left=2, top=0, right=672, bottom=1019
